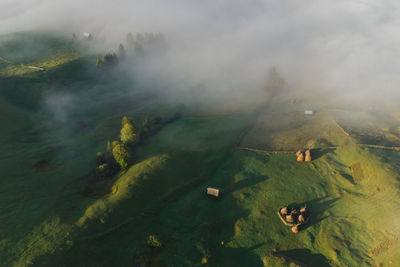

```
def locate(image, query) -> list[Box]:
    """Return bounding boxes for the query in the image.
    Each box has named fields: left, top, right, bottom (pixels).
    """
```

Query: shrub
left=95, top=163, right=114, bottom=178
left=96, top=58, right=103, bottom=68
left=147, top=235, right=162, bottom=248
left=96, top=152, right=106, bottom=165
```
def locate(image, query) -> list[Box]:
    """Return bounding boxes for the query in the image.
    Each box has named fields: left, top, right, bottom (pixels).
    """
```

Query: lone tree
left=120, top=116, right=137, bottom=144
left=265, top=67, right=285, bottom=97
left=126, top=32, right=134, bottom=48
left=118, top=43, right=126, bottom=60
left=96, top=58, right=103, bottom=68
left=147, top=235, right=163, bottom=248
left=112, top=142, right=130, bottom=169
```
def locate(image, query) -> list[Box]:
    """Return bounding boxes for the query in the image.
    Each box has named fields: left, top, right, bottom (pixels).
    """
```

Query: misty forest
left=1, top=1, right=400, bottom=266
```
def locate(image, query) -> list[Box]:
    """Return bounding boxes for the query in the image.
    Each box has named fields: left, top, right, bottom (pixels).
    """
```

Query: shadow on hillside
left=0, top=56, right=96, bottom=109
left=311, top=148, right=335, bottom=160
left=223, top=174, right=268, bottom=194
left=273, top=249, right=331, bottom=267
left=326, top=156, right=356, bottom=184
left=193, top=153, right=270, bottom=266
left=211, top=243, right=265, bottom=266
left=288, top=196, right=339, bottom=231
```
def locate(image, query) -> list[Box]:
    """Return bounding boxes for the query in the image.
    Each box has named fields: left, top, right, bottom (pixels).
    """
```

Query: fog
left=1, top=0, right=400, bottom=104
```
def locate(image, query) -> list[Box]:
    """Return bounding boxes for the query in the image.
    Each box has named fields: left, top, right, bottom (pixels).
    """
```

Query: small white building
left=83, top=32, right=93, bottom=40
left=304, top=110, right=313, bottom=115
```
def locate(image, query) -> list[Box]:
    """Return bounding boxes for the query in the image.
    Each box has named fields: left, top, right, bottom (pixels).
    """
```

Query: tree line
left=96, top=32, right=165, bottom=69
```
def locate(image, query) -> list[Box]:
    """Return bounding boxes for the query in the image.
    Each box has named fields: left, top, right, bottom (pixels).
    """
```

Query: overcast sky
left=1, top=0, right=400, bottom=99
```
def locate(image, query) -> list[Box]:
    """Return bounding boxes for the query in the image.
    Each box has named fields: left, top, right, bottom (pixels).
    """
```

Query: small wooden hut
left=207, top=187, right=220, bottom=197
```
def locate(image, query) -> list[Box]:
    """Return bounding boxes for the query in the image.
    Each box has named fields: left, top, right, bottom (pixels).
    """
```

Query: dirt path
left=0, top=56, right=13, bottom=64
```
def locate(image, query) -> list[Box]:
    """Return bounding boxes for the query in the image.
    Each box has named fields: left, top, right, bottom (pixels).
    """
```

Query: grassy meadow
left=0, top=32, right=399, bottom=266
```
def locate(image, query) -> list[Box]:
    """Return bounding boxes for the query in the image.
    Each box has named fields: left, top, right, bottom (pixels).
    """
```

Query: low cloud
left=1, top=0, right=400, bottom=103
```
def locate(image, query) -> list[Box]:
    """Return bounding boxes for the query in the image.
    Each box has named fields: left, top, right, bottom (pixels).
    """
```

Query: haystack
left=278, top=206, right=310, bottom=234
left=286, top=215, right=294, bottom=223
left=305, top=150, right=312, bottom=162
left=281, top=207, right=287, bottom=215
left=291, top=209, right=299, bottom=215
left=296, top=150, right=304, bottom=162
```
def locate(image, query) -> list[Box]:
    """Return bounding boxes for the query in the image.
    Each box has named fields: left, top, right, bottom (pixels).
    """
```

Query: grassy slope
left=1, top=33, right=400, bottom=266
left=0, top=32, right=159, bottom=266
left=33, top=120, right=400, bottom=267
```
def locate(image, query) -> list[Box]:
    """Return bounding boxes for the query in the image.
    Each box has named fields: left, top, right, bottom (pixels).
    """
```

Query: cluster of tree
left=94, top=116, right=137, bottom=179
left=96, top=52, right=119, bottom=68
left=96, top=44, right=126, bottom=68
left=96, top=32, right=165, bottom=68
left=126, top=32, right=166, bottom=55
left=265, top=67, right=285, bottom=97
left=93, top=105, right=183, bottom=180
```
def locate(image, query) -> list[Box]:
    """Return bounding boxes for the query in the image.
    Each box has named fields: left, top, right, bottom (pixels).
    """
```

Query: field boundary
left=236, top=102, right=270, bottom=147
left=332, top=119, right=350, bottom=136
left=237, top=143, right=400, bottom=154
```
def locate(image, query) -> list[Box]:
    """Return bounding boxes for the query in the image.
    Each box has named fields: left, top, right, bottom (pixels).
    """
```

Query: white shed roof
left=207, top=187, right=219, bottom=197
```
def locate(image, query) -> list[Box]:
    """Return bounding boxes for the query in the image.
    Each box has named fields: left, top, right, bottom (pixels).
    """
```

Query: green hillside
left=0, top=32, right=399, bottom=266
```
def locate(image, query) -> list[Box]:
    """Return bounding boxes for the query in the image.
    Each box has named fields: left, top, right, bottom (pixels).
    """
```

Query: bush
left=95, top=163, right=115, bottom=178
left=147, top=235, right=162, bottom=248
left=96, top=58, right=103, bottom=68
left=96, top=152, right=106, bottom=165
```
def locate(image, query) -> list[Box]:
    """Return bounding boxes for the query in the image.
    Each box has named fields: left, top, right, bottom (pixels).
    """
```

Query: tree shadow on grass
left=310, top=148, right=335, bottom=160
left=223, top=174, right=268, bottom=195
left=211, top=243, right=265, bottom=267
left=196, top=211, right=267, bottom=267
left=288, top=196, right=339, bottom=231
left=273, top=248, right=331, bottom=267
